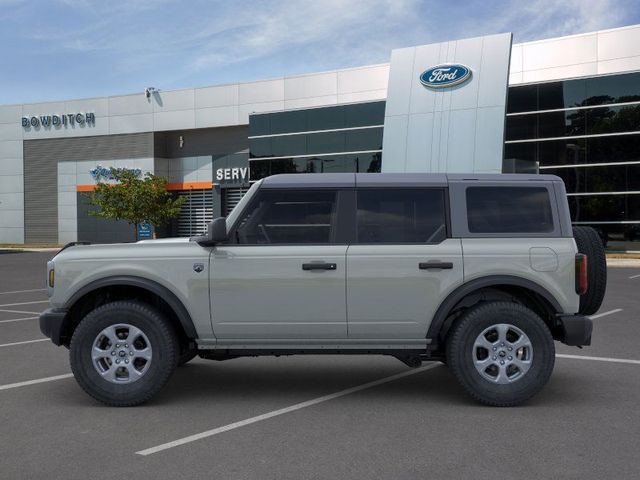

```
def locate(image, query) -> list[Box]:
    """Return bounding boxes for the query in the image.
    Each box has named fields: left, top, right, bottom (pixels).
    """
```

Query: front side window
left=234, top=189, right=338, bottom=244
left=356, top=189, right=447, bottom=243
left=466, top=187, right=554, bottom=234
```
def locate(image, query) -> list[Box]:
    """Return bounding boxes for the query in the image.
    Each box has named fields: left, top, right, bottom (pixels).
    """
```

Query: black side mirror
left=193, top=216, right=228, bottom=246
left=209, top=217, right=228, bottom=243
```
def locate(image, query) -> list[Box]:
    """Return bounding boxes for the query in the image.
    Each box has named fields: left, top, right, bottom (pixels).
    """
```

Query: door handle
left=302, top=262, right=337, bottom=271
left=419, top=261, right=453, bottom=270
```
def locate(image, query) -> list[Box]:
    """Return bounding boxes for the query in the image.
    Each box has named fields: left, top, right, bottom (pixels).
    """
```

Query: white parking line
left=0, top=374, right=73, bottom=392
left=0, top=338, right=48, bottom=348
left=557, top=353, right=640, bottom=365
left=136, top=363, right=442, bottom=456
left=0, top=288, right=46, bottom=295
left=0, top=308, right=42, bottom=315
left=0, top=316, right=39, bottom=324
left=589, top=308, right=623, bottom=319
left=0, top=300, right=49, bottom=308
left=629, top=274, right=640, bottom=279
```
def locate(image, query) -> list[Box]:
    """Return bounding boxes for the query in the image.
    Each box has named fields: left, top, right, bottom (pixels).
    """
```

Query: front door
left=210, top=188, right=348, bottom=340
left=346, top=187, right=464, bottom=339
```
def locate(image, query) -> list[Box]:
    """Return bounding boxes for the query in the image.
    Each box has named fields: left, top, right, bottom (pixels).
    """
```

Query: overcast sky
left=1, top=0, right=639, bottom=104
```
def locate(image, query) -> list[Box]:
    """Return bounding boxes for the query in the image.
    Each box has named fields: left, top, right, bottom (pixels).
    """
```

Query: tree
left=87, top=167, right=185, bottom=241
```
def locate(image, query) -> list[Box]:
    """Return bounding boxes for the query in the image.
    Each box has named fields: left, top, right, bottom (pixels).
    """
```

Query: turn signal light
left=575, top=254, right=587, bottom=295
left=48, top=269, right=55, bottom=288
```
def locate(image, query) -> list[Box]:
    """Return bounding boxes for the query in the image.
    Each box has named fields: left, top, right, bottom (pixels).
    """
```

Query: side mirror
left=194, top=217, right=228, bottom=246
left=209, top=217, right=229, bottom=243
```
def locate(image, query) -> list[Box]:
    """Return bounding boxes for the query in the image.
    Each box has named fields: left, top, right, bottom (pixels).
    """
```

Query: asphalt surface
left=1, top=251, right=639, bottom=479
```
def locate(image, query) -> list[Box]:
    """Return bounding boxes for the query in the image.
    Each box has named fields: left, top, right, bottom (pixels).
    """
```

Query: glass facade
left=505, top=71, right=640, bottom=247
left=249, top=101, right=384, bottom=181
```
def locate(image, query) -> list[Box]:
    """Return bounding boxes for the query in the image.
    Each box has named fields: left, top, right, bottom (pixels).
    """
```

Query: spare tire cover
left=573, top=226, right=607, bottom=315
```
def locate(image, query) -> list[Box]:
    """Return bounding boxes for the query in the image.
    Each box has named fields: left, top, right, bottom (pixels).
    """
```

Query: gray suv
left=40, top=173, right=606, bottom=407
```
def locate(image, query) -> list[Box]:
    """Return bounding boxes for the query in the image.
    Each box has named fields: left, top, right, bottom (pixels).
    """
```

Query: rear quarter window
left=466, top=186, right=554, bottom=234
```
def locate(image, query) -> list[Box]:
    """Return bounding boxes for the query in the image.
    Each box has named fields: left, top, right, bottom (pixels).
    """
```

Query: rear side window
left=234, top=189, right=337, bottom=244
left=466, top=187, right=554, bottom=233
left=356, top=188, right=447, bottom=243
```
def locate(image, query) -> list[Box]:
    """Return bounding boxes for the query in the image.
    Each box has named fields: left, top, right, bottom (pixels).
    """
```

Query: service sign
left=419, top=64, right=472, bottom=89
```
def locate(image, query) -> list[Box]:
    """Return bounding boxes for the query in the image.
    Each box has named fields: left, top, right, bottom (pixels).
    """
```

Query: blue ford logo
left=419, top=64, right=472, bottom=89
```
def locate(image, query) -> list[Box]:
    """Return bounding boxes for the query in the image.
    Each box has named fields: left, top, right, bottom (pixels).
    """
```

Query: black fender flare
left=426, top=275, right=563, bottom=343
left=64, top=275, right=198, bottom=339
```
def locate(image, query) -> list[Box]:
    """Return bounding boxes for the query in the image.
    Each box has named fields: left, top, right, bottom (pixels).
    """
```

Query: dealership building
left=1, top=24, right=639, bottom=246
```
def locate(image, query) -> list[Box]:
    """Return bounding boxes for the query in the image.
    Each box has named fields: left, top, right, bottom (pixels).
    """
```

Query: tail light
left=575, top=254, right=588, bottom=295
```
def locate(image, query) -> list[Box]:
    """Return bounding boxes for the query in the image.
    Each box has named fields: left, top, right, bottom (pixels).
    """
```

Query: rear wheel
left=573, top=226, right=607, bottom=315
left=70, top=300, right=178, bottom=407
left=446, top=301, right=555, bottom=407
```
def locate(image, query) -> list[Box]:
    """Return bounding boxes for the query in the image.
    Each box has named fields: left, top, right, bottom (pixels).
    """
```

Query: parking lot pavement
left=1, top=251, right=639, bottom=480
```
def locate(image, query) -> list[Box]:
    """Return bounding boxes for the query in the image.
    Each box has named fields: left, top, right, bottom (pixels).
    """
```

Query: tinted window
left=356, top=189, right=447, bottom=243
left=538, top=109, right=585, bottom=138
left=586, top=104, right=640, bottom=135
left=272, top=135, right=306, bottom=156
left=249, top=159, right=270, bottom=181
left=345, top=127, right=383, bottom=151
left=234, top=190, right=337, bottom=244
left=307, top=131, right=346, bottom=154
left=537, top=138, right=586, bottom=167
left=505, top=114, right=537, bottom=141
left=270, top=110, right=308, bottom=135
left=466, top=187, right=554, bottom=233
left=585, top=72, right=640, bottom=105
left=504, top=142, right=537, bottom=163
left=539, top=79, right=587, bottom=110
left=544, top=164, right=640, bottom=194
left=507, top=85, right=537, bottom=114
left=306, top=106, right=346, bottom=131
left=345, top=102, right=386, bottom=127
left=587, top=134, right=640, bottom=164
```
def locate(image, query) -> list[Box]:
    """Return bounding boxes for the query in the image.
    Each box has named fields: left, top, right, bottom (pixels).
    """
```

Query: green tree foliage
left=87, top=168, right=184, bottom=240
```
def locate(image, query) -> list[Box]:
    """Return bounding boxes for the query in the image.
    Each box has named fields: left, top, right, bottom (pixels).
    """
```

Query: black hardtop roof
left=260, top=172, right=561, bottom=188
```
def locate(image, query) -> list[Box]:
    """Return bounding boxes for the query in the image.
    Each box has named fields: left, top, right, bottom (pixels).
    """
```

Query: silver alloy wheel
left=91, top=324, right=153, bottom=384
left=472, top=323, right=533, bottom=384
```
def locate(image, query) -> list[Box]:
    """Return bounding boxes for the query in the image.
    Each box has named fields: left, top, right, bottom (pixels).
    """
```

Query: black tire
left=446, top=301, right=555, bottom=407
left=177, top=348, right=198, bottom=366
left=573, top=226, right=607, bottom=315
left=70, top=300, right=178, bottom=407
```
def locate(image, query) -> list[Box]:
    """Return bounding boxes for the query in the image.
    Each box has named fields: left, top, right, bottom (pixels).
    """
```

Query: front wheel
left=446, top=301, right=555, bottom=407
left=70, top=300, right=178, bottom=407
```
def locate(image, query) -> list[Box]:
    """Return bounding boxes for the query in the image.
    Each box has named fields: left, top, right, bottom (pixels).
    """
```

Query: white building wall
left=0, top=102, right=24, bottom=242
left=381, top=33, right=512, bottom=174
left=509, top=24, right=640, bottom=85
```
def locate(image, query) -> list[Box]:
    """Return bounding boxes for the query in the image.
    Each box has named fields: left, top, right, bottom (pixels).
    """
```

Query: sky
left=1, top=0, right=639, bottom=104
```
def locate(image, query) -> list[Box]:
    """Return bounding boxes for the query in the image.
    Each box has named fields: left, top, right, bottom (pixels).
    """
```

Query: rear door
left=346, top=187, right=463, bottom=339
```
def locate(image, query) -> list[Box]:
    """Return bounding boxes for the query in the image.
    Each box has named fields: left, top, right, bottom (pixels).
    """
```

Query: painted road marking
left=0, top=338, right=48, bottom=348
left=557, top=354, right=640, bottom=365
left=0, top=288, right=46, bottom=295
left=589, top=308, right=623, bottom=319
left=136, top=363, right=442, bottom=456
left=0, top=300, right=49, bottom=308
left=0, top=308, right=42, bottom=315
left=0, top=374, right=74, bottom=392
left=0, top=316, right=39, bottom=324
left=629, top=274, right=640, bottom=279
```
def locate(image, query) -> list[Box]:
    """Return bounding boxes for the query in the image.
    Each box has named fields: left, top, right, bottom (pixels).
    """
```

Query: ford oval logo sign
left=419, top=64, right=472, bottom=89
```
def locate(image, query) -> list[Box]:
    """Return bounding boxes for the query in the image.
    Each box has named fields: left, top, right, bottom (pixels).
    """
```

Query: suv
left=40, top=173, right=606, bottom=407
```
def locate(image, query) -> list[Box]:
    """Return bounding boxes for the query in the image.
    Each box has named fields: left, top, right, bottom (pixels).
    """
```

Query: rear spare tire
left=573, top=226, right=607, bottom=315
